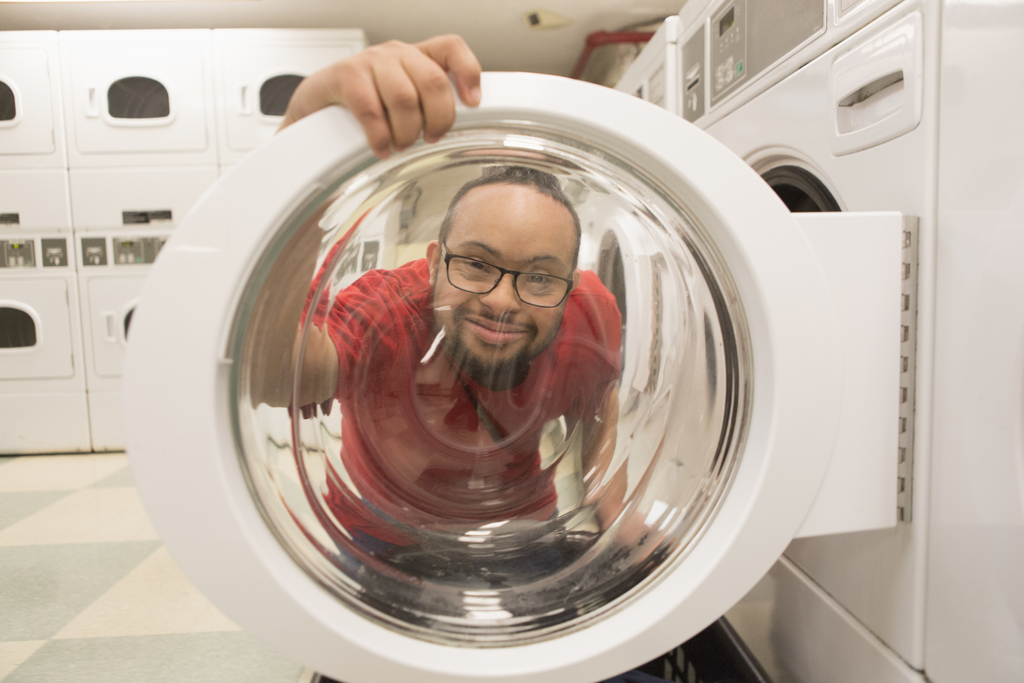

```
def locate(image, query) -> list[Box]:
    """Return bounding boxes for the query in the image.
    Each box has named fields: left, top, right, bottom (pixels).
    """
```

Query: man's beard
left=442, top=310, right=537, bottom=391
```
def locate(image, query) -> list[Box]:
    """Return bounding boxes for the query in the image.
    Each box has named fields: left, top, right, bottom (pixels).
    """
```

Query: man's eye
left=467, top=260, right=490, bottom=272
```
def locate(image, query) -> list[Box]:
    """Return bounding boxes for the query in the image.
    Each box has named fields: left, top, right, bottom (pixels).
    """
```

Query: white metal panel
left=86, top=274, right=145, bottom=378
left=214, top=29, right=366, bottom=164
left=0, top=392, right=91, bottom=454
left=0, top=169, right=71, bottom=232
left=60, top=30, right=218, bottom=167
left=926, top=5, right=1024, bottom=680
left=0, top=46, right=56, bottom=156
left=0, top=32, right=66, bottom=170
left=725, top=557, right=925, bottom=683
left=69, top=166, right=218, bottom=231
left=793, top=212, right=903, bottom=537
left=0, top=277, right=74, bottom=380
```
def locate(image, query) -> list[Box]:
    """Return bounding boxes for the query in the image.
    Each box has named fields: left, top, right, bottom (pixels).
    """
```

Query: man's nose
left=479, top=273, right=521, bottom=313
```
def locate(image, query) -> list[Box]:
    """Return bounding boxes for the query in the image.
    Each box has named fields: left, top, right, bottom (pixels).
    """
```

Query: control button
left=81, top=237, right=107, bottom=267
left=41, top=238, right=68, bottom=267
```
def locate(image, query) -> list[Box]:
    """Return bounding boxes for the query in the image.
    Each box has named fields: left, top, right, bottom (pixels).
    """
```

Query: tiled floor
left=0, top=453, right=312, bottom=683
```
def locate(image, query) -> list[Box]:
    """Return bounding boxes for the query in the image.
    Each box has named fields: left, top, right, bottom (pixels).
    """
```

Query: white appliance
left=124, top=73, right=914, bottom=682
left=624, top=0, right=1011, bottom=679
left=0, top=31, right=73, bottom=234
left=59, top=29, right=218, bottom=450
left=76, top=228, right=168, bottom=451
left=0, top=233, right=91, bottom=454
left=213, top=29, right=366, bottom=168
left=59, top=30, right=220, bottom=235
left=0, top=31, right=90, bottom=454
left=924, top=5, right=1024, bottom=681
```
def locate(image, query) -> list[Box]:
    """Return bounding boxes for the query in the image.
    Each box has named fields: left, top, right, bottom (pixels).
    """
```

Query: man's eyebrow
left=457, top=241, right=566, bottom=267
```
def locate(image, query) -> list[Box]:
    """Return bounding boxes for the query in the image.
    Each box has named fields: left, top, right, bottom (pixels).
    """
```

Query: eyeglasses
left=441, top=245, right=573, bottom=308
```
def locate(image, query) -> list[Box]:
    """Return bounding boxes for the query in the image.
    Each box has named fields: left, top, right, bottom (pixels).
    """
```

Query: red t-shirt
left=310, top=259, right=621, bottom=545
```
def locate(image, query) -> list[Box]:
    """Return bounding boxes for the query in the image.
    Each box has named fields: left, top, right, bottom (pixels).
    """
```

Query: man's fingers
left=371, top=56, right=425, bottom=152
left=401, top=53, right=456, bottom=144
left=334, top=63, right=394, bottom=158
left=416, top=34, right=482, bottom=107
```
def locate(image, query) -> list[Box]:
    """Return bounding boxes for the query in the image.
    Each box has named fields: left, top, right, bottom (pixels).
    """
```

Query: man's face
left=426, top=183, right=581, bottom=391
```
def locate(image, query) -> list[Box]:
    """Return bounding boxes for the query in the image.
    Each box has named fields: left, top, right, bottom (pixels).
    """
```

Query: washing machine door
left=124, top=72, right=841, bottom=683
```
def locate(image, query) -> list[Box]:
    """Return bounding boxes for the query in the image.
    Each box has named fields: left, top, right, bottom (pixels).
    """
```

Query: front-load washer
left=0, top=232, right=90, bottom=453
left=652, top=0, right=937, bottom=680
left=77, top=228, right=168, bottom=451
left=123, top=72, right=915, bottom=683
left=213, top=28, right=366, bottom=168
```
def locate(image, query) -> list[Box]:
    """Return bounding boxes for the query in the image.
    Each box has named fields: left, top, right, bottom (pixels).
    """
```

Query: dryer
left=76, top=227, right=168, bottom=451
left=123, top=73, right=916, bottom=682
left=0, top=31, right=90, bottom=454
left=213, top=29, right=367, bottom=169
left=0, top=233, right=90, bottom=453
left=59, top=30, right=220, bottom=237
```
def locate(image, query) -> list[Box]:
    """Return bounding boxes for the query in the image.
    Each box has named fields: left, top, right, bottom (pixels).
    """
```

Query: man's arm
left=248, top=36, right=481, bottom=408
left=581, top=385, right=624, bottom=530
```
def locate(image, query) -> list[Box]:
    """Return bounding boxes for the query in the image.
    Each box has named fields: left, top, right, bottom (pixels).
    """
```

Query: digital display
left=719, top=7, right=735, bottom=36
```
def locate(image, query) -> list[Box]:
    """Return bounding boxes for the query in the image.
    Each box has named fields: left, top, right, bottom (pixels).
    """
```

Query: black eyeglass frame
left=441, top=245, right=574, bottom=309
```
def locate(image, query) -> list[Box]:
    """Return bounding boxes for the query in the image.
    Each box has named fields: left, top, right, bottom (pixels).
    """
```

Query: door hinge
left=897, top=217, right=919, bottom=523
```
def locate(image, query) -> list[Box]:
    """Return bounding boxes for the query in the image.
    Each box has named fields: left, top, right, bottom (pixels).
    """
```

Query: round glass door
left=231, top=124, right=750, bottom=645
left=125, top=73, right=840, bottom=683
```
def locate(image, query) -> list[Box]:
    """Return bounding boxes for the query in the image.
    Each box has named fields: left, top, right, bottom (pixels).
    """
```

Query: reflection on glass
left=231, top=126, right=750, bottom=646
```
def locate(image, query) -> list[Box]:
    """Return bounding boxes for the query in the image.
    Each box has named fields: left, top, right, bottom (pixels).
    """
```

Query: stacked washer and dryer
left=618, top=0, right=1022, bottom=681
left=0, top=32, right=90, bottom=454
left=1, top=28, right=366, bottom=453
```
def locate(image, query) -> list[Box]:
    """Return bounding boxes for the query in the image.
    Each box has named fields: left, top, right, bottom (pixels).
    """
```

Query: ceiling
left=0, top=0, right=685, bottom=75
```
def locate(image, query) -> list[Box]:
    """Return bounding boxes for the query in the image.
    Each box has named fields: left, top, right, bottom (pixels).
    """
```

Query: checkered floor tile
left=0, top=453, right=313, bottom=683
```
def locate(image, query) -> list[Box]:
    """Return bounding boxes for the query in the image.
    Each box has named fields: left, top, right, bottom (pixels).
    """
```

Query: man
left=294, top=165, right=622, bottom=547
left=243, top=35, right=626, bottom=547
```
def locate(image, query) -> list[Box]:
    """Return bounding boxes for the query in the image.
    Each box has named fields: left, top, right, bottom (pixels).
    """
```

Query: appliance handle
left=86, top=86, right=100, bottom=118
left=102, top=311, right=117, bottom=342
left=238, top=83, right=252, bottom=116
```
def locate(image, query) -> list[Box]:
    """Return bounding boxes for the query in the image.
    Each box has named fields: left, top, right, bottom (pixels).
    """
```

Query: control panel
left=80, top=235, right=166, bottom=267
left=0, top=239, right=35, bottom=268
left=711, top=0, right=748, bottom=104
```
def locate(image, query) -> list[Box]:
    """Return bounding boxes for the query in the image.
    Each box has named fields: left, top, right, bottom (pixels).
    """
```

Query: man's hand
left=278, top=34, right=482, bottom=158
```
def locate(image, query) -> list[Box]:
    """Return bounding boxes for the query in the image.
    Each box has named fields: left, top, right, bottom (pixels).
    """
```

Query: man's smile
left=463, top=315, right=531, bottom=346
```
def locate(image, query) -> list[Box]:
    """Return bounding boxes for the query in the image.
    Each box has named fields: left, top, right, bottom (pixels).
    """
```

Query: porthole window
left=231, top=126, right=750, bottom=646
left=761, top=166, right=840, bottom=212
left=0, top=307, right=37, bottom=348
left=260, top=74, right=304, bottom=117
left=0, top=80, right=15, bottom=122
left=107, top=77, right=170, bottom=119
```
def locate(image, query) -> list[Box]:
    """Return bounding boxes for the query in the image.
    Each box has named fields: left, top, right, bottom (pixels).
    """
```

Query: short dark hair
left=438, top=166, right=582, bottom=268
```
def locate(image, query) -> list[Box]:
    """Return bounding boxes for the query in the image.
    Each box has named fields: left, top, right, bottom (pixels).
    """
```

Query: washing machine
left=632, top=0, right=940, bottom=680
left=213, top=28, right=366, bottom=169
left=120, top=70, right=920, bottom=682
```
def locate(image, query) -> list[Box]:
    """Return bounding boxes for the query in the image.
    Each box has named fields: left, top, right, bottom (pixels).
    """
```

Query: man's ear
left=426, top=240, right=441, bottom=281
left=572, top=268, right=582, bottom=291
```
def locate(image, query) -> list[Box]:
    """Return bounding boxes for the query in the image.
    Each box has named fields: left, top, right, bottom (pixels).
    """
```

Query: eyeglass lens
left=447, top=256, right=568, bottom=307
